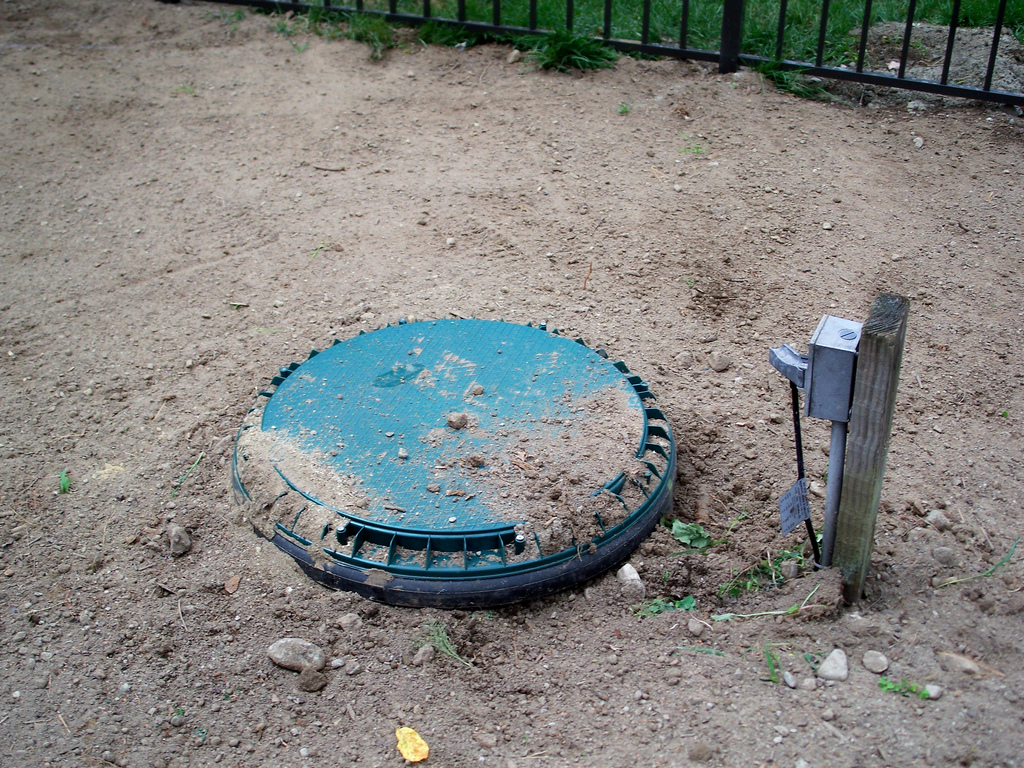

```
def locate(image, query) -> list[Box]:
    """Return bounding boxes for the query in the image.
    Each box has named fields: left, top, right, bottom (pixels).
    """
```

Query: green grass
left=419, top=619, right=473, bottom=666
left=879, top=676, right=930, bottom=699
left=260, top=0, right=1024, bottom=75
left=519, top=30, right=620, bottom=71
left=58, top=470, right=70, bottom=495
left=718, top=548, right=802, bottom=596
left=634, top=595, right=696, bottom=616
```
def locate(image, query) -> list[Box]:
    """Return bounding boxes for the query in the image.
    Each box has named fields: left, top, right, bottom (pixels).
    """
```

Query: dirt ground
left=2, top=2, right=1023, bottom=767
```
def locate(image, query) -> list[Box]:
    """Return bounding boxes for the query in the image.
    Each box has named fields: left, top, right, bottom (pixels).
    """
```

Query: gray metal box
left=805, top=315, right=862, bottom=422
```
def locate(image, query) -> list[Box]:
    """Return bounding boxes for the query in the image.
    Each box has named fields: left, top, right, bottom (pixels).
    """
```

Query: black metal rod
left=719, top=0, right=743, bottom=73
left=855, top=0, right=873, bottom=72
left=389, top=0, right=396, bottom=15
left=493, top=0, right=500, bottom=27
left=679, top=0, right=689, bottom=50
left=897, top=0, right=917, bottom=79
left=814, top=0, right=830, bottom=67
left=940, top=0, right=961, bottom=85
left=423, top=0, right=430, bottom=19
left=641, top=0, right=651, bottom=44
left=790, top=382, right=821, bottom=566
left=984, top=0, right=1007, bottom=91
left=566, top=0, right=573, bottom=31
left=603, top=0, right=612, bottom=39
left=458, top=0, right=465, bottom=21
left=529, top=0, right=537, bottom=30
left=774, top=0, right=787, bottom=61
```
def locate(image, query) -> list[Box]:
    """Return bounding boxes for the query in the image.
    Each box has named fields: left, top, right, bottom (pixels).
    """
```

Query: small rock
left=446, top=237, right=456, bottom=247
left=820, top=708, right=836, bottom=721
left=932, top=546, right=957, bottom=566
left=687, top=618, right=705, bottom=638
left=338, top=613, right=362, bottom=631
left=397, top=447, right=409, bottom=460
left=862, top=650, right=889, bottom=674
left=470, top=384, right=485, bottom=396
left=170, top=714, right=184, bottom=727
left=937, top=652, right=980, bottom=675
left=297, top=665, right=328, bottom=692
left=101, top=750, right=115, bottom=763
left=783, top=670, right=797, bottom=689
left=474, top=732, right=498, bottom=749
left=268, top=638, right=326, bottom=672
left=617, top=563, right=640, bottom=583
left=507, top=49, right=522, bottom=64
left=688, top=741, right=714, bottom=762
left=781, top=562, right=799, bottom=580
left=913, top=136, right=925, bottom=148
left=798, top=677, right=817, bottom=691
left=796, top=759, right=810, bottom=768
left=344, top=660, right=362, bottom=676
left=926, top=510, right=952, bottom=532
left=427, top=483, right=440, bottom=493
left=816, top=649, right=849, bottom=681
left=708, top=351, right=732, bottom=373
left=809, top=481, right=826, bottom=498
left=925, top=684, right=944, bottom=700
left=412, top=644, right=435, bottom=666
left=822, top=221, right=834, bottom=230
left=166, top=524, right=191, bottom=557
left=446, top=412, right=468, bottom=430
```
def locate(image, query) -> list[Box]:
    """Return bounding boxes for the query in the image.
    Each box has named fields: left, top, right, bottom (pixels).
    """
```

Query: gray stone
left=687, top=618, right=705, bottom=638
left=267, top=638, right=326, bottom=672
left=783, top=670, right=797, bottom=689
left=820, top=707, right=836, bottom=721
left=170, top=715, right=184, bottom=727
left=474, top=732, right=498, bottom=749
left=926, top=510, right=952, bottom=532
left=932, top=546, right=958, bottom=567
left=446, top=412, right=468, bottom=430
left=798, top=677, right=817, bottom=691
left=297, top=665, right=328, bottom=692
left=338, top=613, right=362, bottom=631
left=506, top=49, right=522, bottom=64
left=781, top=562, right=799, bottom=580
left=708, top=351, right=732, bottom=373
left=937, top=652, right=980, bottom=675
left=689, top=741, right=714, bottom=762
left=412, top=644, right=435, bottom=666
left=816, top=649, right=849, bottom=681
left=862, top=650, right=889, bottom=674
left=925, top=684, right=944, bottom=700
left=166, top=524, right=191, bottom=557
left=344, top=660, right=362, bottom=676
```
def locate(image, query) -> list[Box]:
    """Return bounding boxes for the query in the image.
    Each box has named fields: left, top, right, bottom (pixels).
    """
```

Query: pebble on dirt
left=412, top=644, right=435, bottom=667
left=267, top=638, right=326, bottom=672
left=338, top=612, right=362, bottom=631
left=926, top=509, right=952, bottom=531
left=862, top=650, right=889, bottom=674
left=687, top=617, right=705, bottom=638
left=297, top=665, right=328, bottom=693
left=816, top=649, right=849, bottom=681
left=708, top=351, right=732, bottom=372
left=688, top=741, right=715, bottom=762
left=166, top=524, right=191, bottom=556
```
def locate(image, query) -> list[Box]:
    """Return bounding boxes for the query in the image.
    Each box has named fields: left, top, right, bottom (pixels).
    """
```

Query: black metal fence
left=208, top=0, right=1024, bottom=105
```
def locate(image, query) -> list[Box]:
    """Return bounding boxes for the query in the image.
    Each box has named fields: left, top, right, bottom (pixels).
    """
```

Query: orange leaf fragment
left=224, top=575, right=240, bottom=595
left=396, top=727, right=429, bottom=762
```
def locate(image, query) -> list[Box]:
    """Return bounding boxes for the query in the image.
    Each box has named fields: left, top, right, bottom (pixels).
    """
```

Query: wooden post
left=832, top=294, right=910, bottom=603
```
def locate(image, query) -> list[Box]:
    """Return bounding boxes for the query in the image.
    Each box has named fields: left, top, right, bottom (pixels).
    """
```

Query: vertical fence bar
left=719, top=0, right=743, bottom=73
left=458, top=0, right=466, bottom=21
left=493, top=0, right=500, bottom=27
left=897, top=0, right=918, bottom=78
left=603, top=0, right=612, bottom=38
left=641, top=0, right=651, bottom=43
left=423, top=0, right=431, bottom=18
left=855, top=0, right=873, bottom=72
left=983, top=0, right=1007, bottom=91
left=774, top=0, right=788, bottom=61
left=389, top=0, right=397, bottom=15
left=815, top=0, right=830, bottom=67
left=679, top=0, right=689, bottom=50
left=356, top=0, right=364, bottom=13
left=566, top=0, right=574, bottom=31
left=940, top=0, right=961, bottom=84
left=529, top=0, right=537, bottom=29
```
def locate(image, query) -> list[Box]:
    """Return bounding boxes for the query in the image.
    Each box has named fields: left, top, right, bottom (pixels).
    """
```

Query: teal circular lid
left=233, top=319, right=674, bottom=607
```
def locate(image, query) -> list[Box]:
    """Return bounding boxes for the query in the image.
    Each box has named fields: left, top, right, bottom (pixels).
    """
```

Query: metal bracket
left=769, top=344, right=808, bottom=389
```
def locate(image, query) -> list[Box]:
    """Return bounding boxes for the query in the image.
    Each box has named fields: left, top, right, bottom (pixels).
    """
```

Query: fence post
left=831, top=293, right=910, bottom=603
left=719, top=0, right=744, bottom=73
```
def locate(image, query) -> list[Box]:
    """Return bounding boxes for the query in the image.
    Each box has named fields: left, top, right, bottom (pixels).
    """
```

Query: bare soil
left=1, top=2, right=1023, bottom=767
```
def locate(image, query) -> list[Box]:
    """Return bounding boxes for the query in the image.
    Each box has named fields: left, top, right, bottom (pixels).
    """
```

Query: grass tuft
left=347, top=13, right=396, bottom=60
left=420, top=619, right=473, bottom=666
left=520, top=31, right=619, bottom=72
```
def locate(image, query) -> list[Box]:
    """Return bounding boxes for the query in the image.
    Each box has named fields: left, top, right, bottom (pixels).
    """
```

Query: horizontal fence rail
left=206, top=0, right=1024, bottom=106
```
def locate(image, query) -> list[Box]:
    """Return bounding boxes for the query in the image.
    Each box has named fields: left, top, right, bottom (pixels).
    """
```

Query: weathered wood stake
left=832, top=293, right=910, bottom=603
